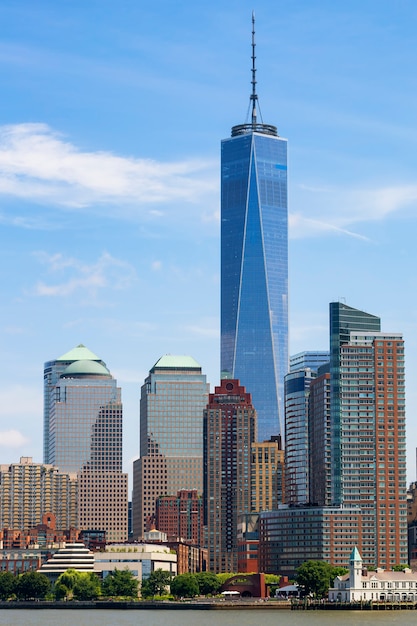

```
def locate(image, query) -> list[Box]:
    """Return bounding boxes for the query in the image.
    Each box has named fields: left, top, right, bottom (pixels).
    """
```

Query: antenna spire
left=231, top=12, right=278, bottom=138
left=251, top=11, right=257, bottom=125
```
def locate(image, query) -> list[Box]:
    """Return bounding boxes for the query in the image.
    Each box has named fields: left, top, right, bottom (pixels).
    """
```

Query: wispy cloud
left=0, top=123, right=217, bottom=218
left=33, top=251, right=136, bottom=298
left=291, top=183, right=417, bottom=240
left=0, top=430, right=29, bottom=449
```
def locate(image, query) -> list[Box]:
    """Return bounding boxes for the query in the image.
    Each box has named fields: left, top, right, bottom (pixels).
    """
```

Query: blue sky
left=1, top=0, right=417, bottom=486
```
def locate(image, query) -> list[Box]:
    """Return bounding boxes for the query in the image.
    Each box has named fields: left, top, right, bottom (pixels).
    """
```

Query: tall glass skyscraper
left=132, top=355, right=209, bottom=539
left=221, top=16, right=288, bottom=442
left=44, top=345, right=128, bottom=542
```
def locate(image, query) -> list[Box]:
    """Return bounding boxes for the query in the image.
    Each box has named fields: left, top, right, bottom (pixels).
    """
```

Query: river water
left=0, top=610, right=415, bottom=626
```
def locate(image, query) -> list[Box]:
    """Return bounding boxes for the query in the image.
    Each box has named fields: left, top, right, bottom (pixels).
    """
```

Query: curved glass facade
left=221, top=130, right=288, bottom=442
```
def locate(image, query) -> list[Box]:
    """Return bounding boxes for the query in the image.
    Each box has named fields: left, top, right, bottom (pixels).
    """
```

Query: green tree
left=102, top=569, right=138, bottom=598
left=54, top=569, right=81, bottom=600
left=296, top=560, right=334, bottom=599
left=0, top=571, right=16, bottom=600
left=72, top=572, right=101, bottom=600
left=392, top=564, right=410, bottom=571
left=265, top=573, right=281, bottom=597
left=171, top=573, right=199, bottom=598
left=140, top=569, right=172, bottom=599
left=15, top=571, right=50, bottom=600
left=195, top=572, right=221, bottom=596
left=216, top=572, right=237, bottom=586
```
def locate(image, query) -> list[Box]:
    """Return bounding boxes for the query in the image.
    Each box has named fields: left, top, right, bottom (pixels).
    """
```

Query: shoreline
left=0, top=600, right=289, bottom=610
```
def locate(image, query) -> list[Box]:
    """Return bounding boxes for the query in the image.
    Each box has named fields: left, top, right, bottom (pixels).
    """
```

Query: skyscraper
left=204, top=379, right=256, bottom=573
left=329, top=303, right=381, bottom=505
left=220, top=15, right=288, bottom=442
left=285, top=351, right=329, bottom=505
left=132, top=355, right=209, bottom=539
left=44, top=346, right=128, bottom=542
left=43, top=344, right=105, bottom=464
left=330, top=302, right=407, bottom=568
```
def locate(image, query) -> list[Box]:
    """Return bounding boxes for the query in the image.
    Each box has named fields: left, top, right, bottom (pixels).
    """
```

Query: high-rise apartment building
left=251, top=436, right=285, bottom=512
left=337, top=330, right=407, bottom=567
left=329, top=302, right=381, bottom=505
left=285, top=351, right=329, bottom=505
left=308, top=362, right=331, bottom=506
left=204, top=379, right=256, bottom=573
left=132, top=356, right=209, bottom=540
left=155, top=490, right=204, bottom=547
left=220, top=16, right=288, bottom=442
left=329, top=302, right=407, bottom=568
left=0, top=457, right=77, bottom=531
left=44, top=346, right=128, bottom=542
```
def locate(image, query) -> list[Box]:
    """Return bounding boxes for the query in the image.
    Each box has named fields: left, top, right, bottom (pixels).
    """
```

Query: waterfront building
left=258, top=505, right=362, bottom=577
left=204, top=379, right=256, bottom=573
left=38, top=542, right=95, bottom=582
left=94, top=543, right=177, bottom=585
left=335, top=326, right=407, bottom=568
left=329, top=302, right=381, bottom=506
left=132, top=356, right=209, bottom=539
left=44, top=346, right=128, bottom=542
left=0, top=457, right=77, bottom=531
left=220, top=15, right=288, bottom=442
left=329, top=547, right=417, bottom=602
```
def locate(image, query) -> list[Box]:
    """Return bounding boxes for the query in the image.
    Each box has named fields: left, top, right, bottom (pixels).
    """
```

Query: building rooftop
left=57, top=344, right=101, bottom=363
left=62, top=360, right=111, bottom=377
left=152, top=355, right=201, bottom=371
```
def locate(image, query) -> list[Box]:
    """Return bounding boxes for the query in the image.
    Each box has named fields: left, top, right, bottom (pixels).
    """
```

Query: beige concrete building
left=251, top=436, right=285, bottom=512
left=0, top=457, right=77, bottom=531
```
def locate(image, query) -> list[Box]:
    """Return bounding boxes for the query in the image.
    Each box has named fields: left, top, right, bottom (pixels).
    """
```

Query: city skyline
left=0, top=1, right=417, bottom=485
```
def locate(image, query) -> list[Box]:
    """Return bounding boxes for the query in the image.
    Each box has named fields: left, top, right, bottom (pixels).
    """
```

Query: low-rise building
left=329, top=547, right=417, bottom=602
left=94, top=543, right=177, bottom=584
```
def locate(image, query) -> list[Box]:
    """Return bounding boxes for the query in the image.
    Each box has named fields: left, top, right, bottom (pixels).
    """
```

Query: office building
left=43, top=344, right=105, bottom=464
left=132, top=356, right=209, bottom=539
left=0, top=457, right=77, bottom=531
left=220, top=16, right=288, bottom=442
left=44, top=346, right=128, bottom=542
left=204, top=379, right=256, bottom=573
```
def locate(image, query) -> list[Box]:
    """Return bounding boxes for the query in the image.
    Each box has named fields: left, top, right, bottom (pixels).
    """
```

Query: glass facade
left=44, top=346, right=128, bottom=542
left=221, top=130, right=288, bottom=442
left=329, top=303, right=381, bottom=505
left=132, top=355, right=209, bottom=539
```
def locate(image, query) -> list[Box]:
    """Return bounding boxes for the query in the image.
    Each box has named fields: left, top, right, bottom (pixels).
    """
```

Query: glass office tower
left=132, top=355, right=209, bottom=539
left=221, top=18, right=288, bottom=441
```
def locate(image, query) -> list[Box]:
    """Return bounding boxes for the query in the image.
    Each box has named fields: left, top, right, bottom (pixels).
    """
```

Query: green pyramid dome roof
left=57, top=344, right=101, bottom=363
left=152, top=355, right=201, bottom=370
left=62, top=360, right=111, bottom=377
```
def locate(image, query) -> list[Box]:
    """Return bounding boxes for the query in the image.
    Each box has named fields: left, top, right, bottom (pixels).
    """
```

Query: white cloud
left=291, top=183, right=417, bottom=240
left=33, top=251, right=136, bottom=298
left=0, top=123, right=218, bottom=216
left=0, top=430, right=29, bottom=448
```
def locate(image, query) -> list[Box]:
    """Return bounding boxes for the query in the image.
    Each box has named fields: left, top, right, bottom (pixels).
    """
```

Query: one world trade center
left=221, top=15, right=288, bottom=442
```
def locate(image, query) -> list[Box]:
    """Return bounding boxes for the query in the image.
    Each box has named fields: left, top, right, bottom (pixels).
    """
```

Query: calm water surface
left=0, top=610, right=415, bottom=626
